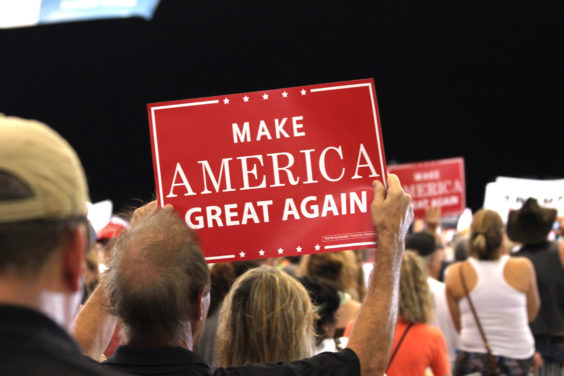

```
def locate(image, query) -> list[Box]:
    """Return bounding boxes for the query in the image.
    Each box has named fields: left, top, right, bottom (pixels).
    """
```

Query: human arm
left=346, top=174, right=413, bottom=376
left=71, top=278, right=118, bottom=360
left=533, top=352, right=544, bottom=373
left=72, top=201, right=170, bottom=359
left=424, top=206, right=441, bottom=241
left=444, top=264, right=462, bottom=333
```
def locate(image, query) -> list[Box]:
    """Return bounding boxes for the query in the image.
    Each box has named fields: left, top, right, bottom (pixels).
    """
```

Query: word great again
left=185, top=191, right=367, bottom=229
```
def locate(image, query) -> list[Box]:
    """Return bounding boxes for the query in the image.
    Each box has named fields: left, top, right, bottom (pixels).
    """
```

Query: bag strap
left=386, top=322, right=414, bottom=371
left=459, top=262, right=501, bottom=375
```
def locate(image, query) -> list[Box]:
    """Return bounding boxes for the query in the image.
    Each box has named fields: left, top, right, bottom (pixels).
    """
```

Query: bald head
left=106, top=207, right=210, bottom=346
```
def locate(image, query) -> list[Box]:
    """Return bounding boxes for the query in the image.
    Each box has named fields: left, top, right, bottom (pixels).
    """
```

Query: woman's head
left=299, top=276, right=341, bottom=345
left=217, top=266, right=315, bottom=367
left=469, top=209, right=504, bottom=260
left=399, top=250, right=433, bottom=324
left=298, top=250, right=365, bottom=301
left=208, top=260, right=263, bottom=317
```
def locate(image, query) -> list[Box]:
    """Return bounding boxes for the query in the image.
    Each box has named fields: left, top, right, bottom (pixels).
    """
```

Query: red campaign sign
left=388, top=157, right=466, bottom=219
left=147, top=79, right=387, bottom=263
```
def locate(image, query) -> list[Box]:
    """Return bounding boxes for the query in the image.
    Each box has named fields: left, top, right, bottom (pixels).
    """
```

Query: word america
left=166, top=144, right=378, bottom=197
left=166, top=115, right=379, bottom=197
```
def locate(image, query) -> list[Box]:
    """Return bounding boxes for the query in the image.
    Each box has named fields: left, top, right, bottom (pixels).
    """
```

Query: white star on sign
left=277, top=248, right=284, bottom=255
left=243, top=96, right=249, bottom=102
left=282, top=91, right=288, bottom=98
left=223, top=98, right=229, bottom=104
left=239, top=251, right=246, bottom=258
left=262, top=93, right=269, bottom=100
left=314, top=244, right=321, bottom=251
left=300, top=89, right=307, bottom=95
left=296, top=246, right=302, bottom=253
left=259, top=250, right=265, bottom=256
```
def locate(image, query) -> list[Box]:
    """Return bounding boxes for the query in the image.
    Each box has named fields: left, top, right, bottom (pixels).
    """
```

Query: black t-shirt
left=0, top=305, right=122, bottom=376
left=214, top=349, right=360, bottom=376
left=103, top=345, right=360, bottom=376
left=104, top=345, right=211, bottom=376
left=513, top=241, right=564, bottom=334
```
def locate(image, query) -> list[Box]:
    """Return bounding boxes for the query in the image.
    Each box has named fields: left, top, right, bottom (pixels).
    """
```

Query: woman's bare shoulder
left=506, top=256, right=533, bottom=271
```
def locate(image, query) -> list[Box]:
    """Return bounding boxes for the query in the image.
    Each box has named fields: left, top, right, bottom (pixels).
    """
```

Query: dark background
left=1, top=1, right=561, bottom=213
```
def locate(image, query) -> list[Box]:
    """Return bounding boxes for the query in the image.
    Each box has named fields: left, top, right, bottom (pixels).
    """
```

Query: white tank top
left=459, top=255, right=534, bottom=359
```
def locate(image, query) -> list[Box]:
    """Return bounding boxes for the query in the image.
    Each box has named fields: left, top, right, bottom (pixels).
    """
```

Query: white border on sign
left=150, top=81, right=383, bottom=260
left=151, top=99, right=220, bottom=205
left=310, top=82, right=386, bottom=189
left=324, top=241, right=376, bottom=250
left=151, top=100, right=237, bottom=262
left=205, top=254, right=236, bottom=261
left=388, top=157, right=466, bottom=215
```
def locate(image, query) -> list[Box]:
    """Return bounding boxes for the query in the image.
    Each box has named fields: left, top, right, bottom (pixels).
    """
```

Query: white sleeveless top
left=459, top=255, right=534, bottom=359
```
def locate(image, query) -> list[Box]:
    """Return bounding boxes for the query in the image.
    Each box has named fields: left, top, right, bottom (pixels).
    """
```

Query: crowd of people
left=1, top=113, right=563, bottom=376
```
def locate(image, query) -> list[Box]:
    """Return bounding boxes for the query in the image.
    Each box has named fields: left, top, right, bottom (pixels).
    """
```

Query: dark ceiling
left=1, top=1, right=561, bottom=213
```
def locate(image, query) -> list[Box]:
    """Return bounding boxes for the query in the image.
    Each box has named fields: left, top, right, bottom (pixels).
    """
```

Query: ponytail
left=470, top=210, right=504, bottom=260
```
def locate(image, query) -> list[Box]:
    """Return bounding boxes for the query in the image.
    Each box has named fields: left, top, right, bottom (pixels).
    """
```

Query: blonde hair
left=217, top=266, right=315, bottom=367
left=399, top=250, right=434, bottom=324
left=470, top=209, right=504, bottom=260
left=298, top=250, right=365, bottom=301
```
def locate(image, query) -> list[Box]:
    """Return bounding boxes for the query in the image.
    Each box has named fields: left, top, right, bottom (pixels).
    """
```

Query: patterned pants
left=453, top=351, right=534, bottom=376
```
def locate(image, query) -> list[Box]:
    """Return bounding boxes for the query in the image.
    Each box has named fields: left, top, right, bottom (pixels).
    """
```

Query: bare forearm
left=71, top=280, right=117, bottom=360
left=347, top=235, right=403, bottom=375
left=346, top=175, right=412, bottom=376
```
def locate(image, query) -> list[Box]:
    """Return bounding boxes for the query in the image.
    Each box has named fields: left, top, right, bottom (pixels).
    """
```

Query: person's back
left=0, top=114, right=121, bottom=376
left=445, top=209, right=540, bottom=375
left=458, top=255, right=534, bottom=357
left=406, top=231, right=460, bottom=365
left=74, top=175, right=415, bottom=376
left=217, top=266, right=316, bottom=367
left=95, top=206, right=359, bottom=376
left=386, top=250, right=450, bottom=376
left=427, top=277, right=459, bottom=365
left=386, top=319, right=450, bottom=376
left=194, top=260, right=263, bottom=368
left=513, top=242, right=564, bottom=335
left=298, top=252, right=362, bottom=335
left=0, top=306, right=115, bottom=376
left=507, top=198, right=564, bottom=369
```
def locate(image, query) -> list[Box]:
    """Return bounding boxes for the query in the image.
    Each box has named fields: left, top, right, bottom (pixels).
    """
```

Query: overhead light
left=0, top=0, right=160, bottom=29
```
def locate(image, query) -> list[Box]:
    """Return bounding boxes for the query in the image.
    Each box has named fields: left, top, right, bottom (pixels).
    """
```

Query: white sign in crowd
left=483, top=176, right=564, bottom=222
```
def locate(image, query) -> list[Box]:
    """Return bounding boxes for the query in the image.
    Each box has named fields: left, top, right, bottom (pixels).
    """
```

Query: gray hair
left=106, top=207, right=210, bottom=345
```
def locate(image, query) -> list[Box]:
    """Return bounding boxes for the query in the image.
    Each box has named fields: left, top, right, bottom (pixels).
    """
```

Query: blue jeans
left=535, top=336, right=564, bottom=363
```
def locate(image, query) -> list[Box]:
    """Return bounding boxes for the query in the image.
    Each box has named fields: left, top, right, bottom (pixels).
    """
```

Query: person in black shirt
left=0, top=115, right=121, bottom=376
left=508, top=198, right=564, bottom=371
left=74, top=175, right=414, bottom=376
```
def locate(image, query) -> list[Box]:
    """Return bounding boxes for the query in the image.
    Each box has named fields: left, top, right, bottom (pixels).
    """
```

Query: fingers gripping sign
left=371, top=174, right=414, bottom=251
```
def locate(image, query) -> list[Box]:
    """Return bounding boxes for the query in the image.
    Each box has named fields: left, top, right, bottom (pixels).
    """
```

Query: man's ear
left=61, top=224, right=87, bottom=292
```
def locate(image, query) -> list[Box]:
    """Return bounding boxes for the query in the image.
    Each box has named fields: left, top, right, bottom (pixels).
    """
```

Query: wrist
left=375, top=233, right=404, bottom=265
